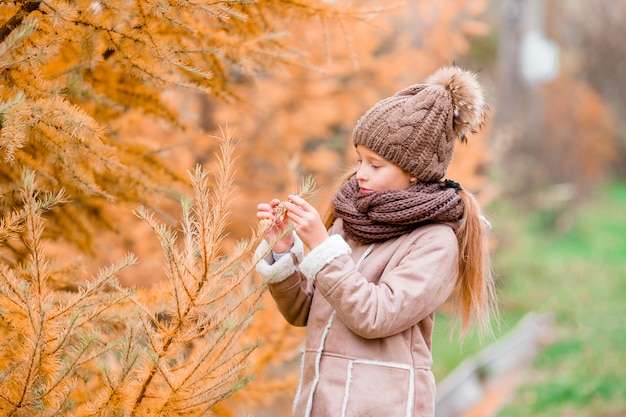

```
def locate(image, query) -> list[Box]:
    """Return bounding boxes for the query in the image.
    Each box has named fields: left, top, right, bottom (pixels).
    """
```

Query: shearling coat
left=255, top=218, right=459, bottom=417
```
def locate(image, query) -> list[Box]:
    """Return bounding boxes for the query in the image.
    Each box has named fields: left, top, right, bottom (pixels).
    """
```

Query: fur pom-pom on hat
left=352, top=65, right=488, bottom=181
left=424, top=66, right=488, bottom=143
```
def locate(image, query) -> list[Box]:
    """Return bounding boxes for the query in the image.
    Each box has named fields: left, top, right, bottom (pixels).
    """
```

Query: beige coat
left=255, top=219, right=459, bottom=417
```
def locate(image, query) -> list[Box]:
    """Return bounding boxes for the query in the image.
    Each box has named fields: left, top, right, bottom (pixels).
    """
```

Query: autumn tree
left=0, top=0, right=382, bottom=261
left=0, top=136, right=297, bottom=417
left=1, top=0, right=499, bottom=416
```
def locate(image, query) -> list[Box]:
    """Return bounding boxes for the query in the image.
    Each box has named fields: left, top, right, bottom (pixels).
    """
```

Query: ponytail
left=453, top=189, right=499, bottom=340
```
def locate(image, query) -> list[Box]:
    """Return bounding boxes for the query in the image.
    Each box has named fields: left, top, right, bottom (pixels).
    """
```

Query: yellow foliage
left=0, top=136, right=275, bottom=416
left=0, top=0, right=378, bottom=261
left=1, top=1, right=496, bottom=415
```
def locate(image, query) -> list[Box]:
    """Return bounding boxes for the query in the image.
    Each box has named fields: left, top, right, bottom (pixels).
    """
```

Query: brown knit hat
left=352, top=66, right=488, bottom=182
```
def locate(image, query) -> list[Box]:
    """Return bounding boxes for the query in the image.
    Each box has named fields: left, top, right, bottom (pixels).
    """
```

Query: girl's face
left=355, top=145, right=415, bottom=193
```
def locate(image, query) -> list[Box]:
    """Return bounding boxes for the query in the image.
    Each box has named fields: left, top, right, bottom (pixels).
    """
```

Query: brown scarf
left=333, top=176, right=464, bottom=243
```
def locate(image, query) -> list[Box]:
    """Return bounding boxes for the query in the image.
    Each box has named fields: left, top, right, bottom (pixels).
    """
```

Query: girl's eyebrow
left=368, top=154, right=386, bottom=163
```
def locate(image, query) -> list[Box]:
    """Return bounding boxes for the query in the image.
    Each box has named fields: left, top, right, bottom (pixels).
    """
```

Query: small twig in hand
left=272, top=175, right=318, bottom=224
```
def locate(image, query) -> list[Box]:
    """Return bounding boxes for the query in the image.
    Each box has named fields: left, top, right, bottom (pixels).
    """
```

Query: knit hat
left=352, top=66, right=488, bottom=182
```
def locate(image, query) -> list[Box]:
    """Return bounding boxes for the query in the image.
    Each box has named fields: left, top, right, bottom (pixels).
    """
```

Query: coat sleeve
left=254, top=234, right=314, bottom=326
left=304, top=225, right=459, bottom=339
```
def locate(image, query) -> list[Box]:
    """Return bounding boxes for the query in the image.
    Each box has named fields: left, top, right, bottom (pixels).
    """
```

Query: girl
left=255, top=66, right=498, bottom=417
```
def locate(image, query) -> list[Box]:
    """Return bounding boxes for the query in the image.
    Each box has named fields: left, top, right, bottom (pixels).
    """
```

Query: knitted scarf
left=333, top=176, right=464, bottom=244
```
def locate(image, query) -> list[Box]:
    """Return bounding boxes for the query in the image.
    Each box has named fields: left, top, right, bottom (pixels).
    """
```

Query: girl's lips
left=360, top=187, right=373, bottom=194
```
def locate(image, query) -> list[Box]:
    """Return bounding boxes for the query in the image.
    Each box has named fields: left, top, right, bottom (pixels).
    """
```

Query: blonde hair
left=323, top=171, right=498, bottom=340
left=454, top=189, right=499, bottom=339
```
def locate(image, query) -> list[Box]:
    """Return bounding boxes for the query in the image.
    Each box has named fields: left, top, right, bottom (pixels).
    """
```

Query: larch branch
left=0, top=1, right=41, bottom=44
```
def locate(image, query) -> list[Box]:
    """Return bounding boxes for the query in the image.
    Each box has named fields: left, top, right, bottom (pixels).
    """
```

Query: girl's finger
left=257, top=203, right=274, bottom=212
left=286, top=210, right=301, bottom=223
left=287, top=194, right=306, bottom=205
left=288, top=194, right=316, bottom=212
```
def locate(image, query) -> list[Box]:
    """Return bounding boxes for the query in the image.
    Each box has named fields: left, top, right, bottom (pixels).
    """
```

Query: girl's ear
left=410, top=177, right=417, bottom=183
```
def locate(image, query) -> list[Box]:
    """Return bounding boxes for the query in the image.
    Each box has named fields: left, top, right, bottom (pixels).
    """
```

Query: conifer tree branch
left=125, top=134, right=269, bottom=414
left=77, top=333, right=140, bottom=415
left=0, top=1, right=41, bottom=44
left=48, top=254, right=136, bottom=322
left=0, top=265, right=28, bottom=310
left=11, top=314, right=44, bottom=415
left=37, top=335, right=97, bottom=403
left=0, top=19, right=37, bottom=69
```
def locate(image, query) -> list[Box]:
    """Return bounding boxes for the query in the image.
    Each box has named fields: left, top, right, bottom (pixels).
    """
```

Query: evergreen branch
left=138, top=313, right=164, bottom=361
left=10, top=314, right=45, bottom=416
left=134, top=206, right=198, bottom=322
left=36, top=334, right=98, bottom=404
left=175, top=366, right=252, bottom=412
left=81, top=328, right=142, bottom=415
left=47, top=291, right=130, bottom=357
left=0, top=1, right=41, bottom=44
left=70, top=339, right=119, bottom=375
left=184, top=344, right=257, bottom=412
left=0, top=92, right=27, bottom=157
left=202, top=131, right=238, bottom=266
left=195, top=261, right=263, bottom=331
left=129, top=134, right=266, bottom=414
left=33, top=127, right=116, bottom=201
left=131, top=0, right=218, bottom=85
left=44, top=382, right=75, bottom=417
left=185, top=288, right=264, bottom=385
left=132, top=310, right=186, bottom=412
left=103, top=29, right=210, bottom=93
left=113, top=283, right=166, bottom=335
left=280, top=0, right=399, bottom=20
left=0, top=18, right=37, bottom=64
left=165, top=330, right=257, bottom=412
left=71, top=19, right=212, bottom=95
left=182, top=133, right=240, bottom=292
left=160, top=226, right=201, bottom=316
left=0, top=264, right=29, bottom=311
left=48, top=253, right=137, bottom=322
left=168, top=253, right=200, bottom=320
left=180, top=195, right=197, bottom=271
left=185, top=281, right=263, bottom=349
left=195, top=233, right=266, bottom=305
left=195, top=233, right=267, bottom=310
left=151, top=358, right=178, bottom=397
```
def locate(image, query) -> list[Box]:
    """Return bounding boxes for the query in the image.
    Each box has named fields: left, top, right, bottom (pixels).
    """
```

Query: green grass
left=432, top=182, right=626, bottom=416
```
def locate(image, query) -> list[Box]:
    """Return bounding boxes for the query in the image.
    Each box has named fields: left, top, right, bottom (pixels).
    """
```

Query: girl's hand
left=283, top=194, right=328, bottom=249
left=257, top=199, right=294, bottom=253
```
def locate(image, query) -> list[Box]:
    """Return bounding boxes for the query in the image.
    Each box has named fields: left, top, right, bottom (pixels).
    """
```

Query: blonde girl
left=255, top=65, right=498, bottom=417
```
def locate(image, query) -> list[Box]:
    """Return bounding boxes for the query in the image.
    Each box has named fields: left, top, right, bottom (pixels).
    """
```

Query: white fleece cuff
left=254, top=233, right=304, bottom=284
left=299, top=234, right=351, bottom=282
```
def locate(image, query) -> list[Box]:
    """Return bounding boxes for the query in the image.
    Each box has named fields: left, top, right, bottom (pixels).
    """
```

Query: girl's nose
left=355, top=166, right=367, bottom=182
